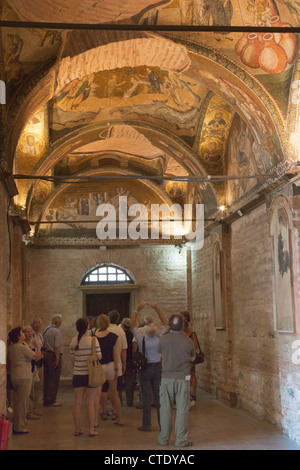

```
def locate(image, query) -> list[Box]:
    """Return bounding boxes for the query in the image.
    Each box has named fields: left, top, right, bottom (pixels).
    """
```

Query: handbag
left=133, top=337, right=148, bottom=372
left=87, top=336, right=106, bottom=387
left=192, top=334, right=205, bottom=365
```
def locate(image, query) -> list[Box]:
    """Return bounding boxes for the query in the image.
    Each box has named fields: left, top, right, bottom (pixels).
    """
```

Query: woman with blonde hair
left=93, top=314, right=124, bottom=426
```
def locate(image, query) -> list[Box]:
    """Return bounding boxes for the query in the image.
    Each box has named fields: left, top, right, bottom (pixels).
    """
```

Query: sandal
left=113, top=421, right=124, bottom=426
left=89, top=431, right=99, bottom=437
left=74, top=430, right=83, bottom=436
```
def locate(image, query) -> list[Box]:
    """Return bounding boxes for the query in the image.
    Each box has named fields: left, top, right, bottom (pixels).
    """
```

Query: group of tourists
left=6, top=303, right=201, bottom=447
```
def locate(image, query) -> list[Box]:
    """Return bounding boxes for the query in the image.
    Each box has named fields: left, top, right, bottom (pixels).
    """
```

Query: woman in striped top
left=70, top=317, right=101, bottom=436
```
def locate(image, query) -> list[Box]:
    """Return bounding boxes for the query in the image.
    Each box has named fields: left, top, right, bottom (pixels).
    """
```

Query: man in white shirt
left=31, top=317, right=44, bottom=349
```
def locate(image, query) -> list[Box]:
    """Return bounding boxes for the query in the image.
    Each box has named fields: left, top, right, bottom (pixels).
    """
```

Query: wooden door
left=86, top=292, right=130, bottom=322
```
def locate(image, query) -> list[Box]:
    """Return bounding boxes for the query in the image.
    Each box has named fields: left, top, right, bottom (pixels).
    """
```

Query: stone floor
left=7, top=380, right=300, bottom=451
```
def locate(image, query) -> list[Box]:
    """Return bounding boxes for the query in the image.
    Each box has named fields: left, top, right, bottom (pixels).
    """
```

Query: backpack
left=133, top=337, right=148, bottom=372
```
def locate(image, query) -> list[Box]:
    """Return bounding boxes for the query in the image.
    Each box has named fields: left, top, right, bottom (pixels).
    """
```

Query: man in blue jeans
left=131, top=302, right=167, bottom=432
left=157, top=314, right=195, bottom=447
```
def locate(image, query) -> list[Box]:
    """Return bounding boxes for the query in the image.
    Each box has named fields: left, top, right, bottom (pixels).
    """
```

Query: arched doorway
left=79, top=263, right=139, bottom=322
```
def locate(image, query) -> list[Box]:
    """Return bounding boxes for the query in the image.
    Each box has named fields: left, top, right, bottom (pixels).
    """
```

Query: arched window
left=81, top=264, right=133, bottom=285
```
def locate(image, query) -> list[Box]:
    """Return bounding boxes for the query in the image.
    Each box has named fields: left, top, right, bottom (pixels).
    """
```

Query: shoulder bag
left=191, top=333, right=205, bottom=365
left=87, top=336, right=106, bottom=387
left=133, top=337, right=148, bottom=372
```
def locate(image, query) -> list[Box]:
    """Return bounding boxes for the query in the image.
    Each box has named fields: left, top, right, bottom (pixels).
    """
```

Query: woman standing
left=70, top=318, right=101, bottom=436
left=22, top=325, right=40, bottom=420
left=7, top=327, right=41, bottom=434
left=94, top=314, right=124, bottom=427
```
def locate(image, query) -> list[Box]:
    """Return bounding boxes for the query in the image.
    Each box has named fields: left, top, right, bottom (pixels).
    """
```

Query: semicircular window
left=81, top=264, right=133, bottom=285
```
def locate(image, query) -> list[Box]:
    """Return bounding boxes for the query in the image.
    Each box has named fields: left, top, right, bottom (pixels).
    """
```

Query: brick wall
left=2, top=194, right=300, bottom=442
left=191, top=201, right=300, bottom=442
left=0, top=181, right=26, bottom=415
left=25, top=245, right=188, bottom=377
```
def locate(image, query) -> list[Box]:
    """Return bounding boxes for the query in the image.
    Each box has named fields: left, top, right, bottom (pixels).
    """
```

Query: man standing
left=120, top=317, right=135, bottom=407
left=157, top=314, right=195, bottom=447
left=31, top=317, right=44, bottom=350
left=30, top=317, right=44, bottom=415
left=42, top=314, right=63, bottom=407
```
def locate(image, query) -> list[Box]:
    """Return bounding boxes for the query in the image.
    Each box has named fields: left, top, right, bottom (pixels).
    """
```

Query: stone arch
left=80, top=261, right=136, bottom=285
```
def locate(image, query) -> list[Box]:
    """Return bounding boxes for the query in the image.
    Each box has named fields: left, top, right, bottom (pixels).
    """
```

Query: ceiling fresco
left=49, top=65, right=205, bottom=143
left=1, top=0, right=300, bottom=246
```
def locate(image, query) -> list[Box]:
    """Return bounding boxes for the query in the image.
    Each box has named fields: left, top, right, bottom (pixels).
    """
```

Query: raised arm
left=131, top=301, right=147, bottom=329
left=148, top=302, right=167, bottom=327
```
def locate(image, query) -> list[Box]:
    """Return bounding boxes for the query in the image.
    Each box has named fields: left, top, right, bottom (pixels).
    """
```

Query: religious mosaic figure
left=271, top=206, right=294, bottom=332
left=212, top=241, right=225, bottom=329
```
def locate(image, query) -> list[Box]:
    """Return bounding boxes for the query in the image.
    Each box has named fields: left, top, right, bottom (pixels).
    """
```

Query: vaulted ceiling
left=1, top=0, right=300, bottom=246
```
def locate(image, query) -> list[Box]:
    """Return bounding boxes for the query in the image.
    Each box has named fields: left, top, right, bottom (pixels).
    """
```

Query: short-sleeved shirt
left=31, top=332, right=44, bottom=349
left=70, top=335, right=101, bottom=376
left=157, top=331, right=195, bottom=380
left=133, top=326, right=166, bottom=364
left=8, top=343, right=36, bottom=380
left=95, top=332, right=118, bottom=365
left=42, top=325, right=63, bottom=354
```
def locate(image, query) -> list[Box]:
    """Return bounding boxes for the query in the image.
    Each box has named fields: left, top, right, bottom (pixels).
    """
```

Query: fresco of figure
left=4, top=33, right=25, bottom=85
left=196, top=0, right=233, bottom=41
left=22, top=135, right=41, bottom=156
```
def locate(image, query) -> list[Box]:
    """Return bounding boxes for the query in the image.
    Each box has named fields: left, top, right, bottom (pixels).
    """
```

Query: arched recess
left=78, top=262, right=140, bottom=320
left=269, top=195, right=298, bottom=333
left=22, top=121, right=220, bottom=224
left=7, top=31, right=191, bottom=167
left=8, top=33, right=288, bottom=171
left=7, top=30, right=293, bottom=238
left=166, top=35, right=288, bottom=159
left=81, top=262, right=135, bottom=285
left=29, top=168, right=185, bottom=244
